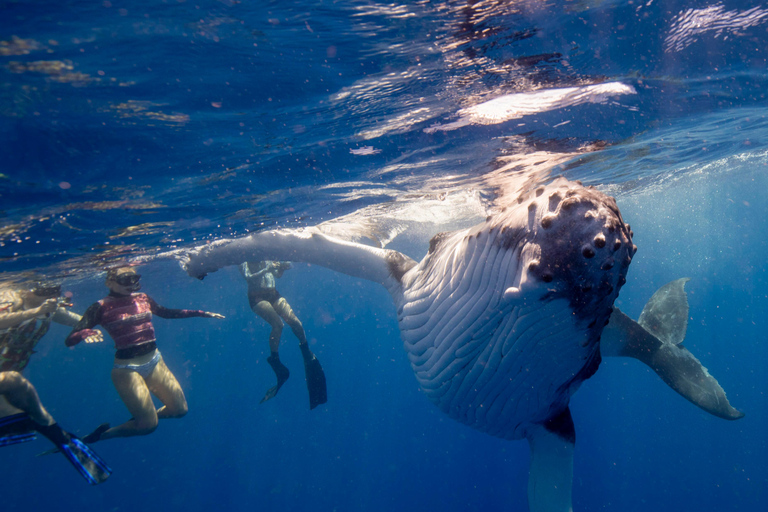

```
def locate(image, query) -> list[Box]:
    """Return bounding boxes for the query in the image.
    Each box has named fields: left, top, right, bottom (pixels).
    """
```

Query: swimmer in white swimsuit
left=66, top=267, right=224, bottom=443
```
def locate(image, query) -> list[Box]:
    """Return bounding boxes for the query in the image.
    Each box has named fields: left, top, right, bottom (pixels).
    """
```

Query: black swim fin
left=300, top=343, right=327, bottom=409
left=34, top=422, right=112, bottom=485
left=37, top=422, right=111, bottom=457
left=82, top=423, right=111, bottom=444
left=261, top=353, right=290, bottom=403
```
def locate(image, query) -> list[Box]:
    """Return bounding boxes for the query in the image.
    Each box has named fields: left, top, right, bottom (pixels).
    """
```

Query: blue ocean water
left=1, top=0, right=766, bottom=511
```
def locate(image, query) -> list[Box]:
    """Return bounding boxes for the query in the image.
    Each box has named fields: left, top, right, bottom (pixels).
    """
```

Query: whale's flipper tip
left=653, top=343, right=745, bottom=420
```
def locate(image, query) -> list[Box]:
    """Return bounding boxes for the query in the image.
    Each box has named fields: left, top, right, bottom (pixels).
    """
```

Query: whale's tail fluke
left=601, top=278, right=744, bottom=420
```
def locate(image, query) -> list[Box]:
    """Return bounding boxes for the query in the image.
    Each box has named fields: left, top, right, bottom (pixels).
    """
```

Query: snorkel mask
left=31, top=281, right=62, bottom=299
left=110, top=269, right=142, bottom=292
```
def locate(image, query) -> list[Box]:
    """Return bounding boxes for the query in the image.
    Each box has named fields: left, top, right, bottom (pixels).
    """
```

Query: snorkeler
left=241, top=261, right=327, bottom=409
left=0, top=281, right=102, bottom=372
left=0, top=371, right=111, bottom=484
left=65, top=267, right=224, bottom=443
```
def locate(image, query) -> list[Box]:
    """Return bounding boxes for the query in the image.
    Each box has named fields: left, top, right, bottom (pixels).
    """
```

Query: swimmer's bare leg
left=0, top=371, right=54, bottom=426
left=253, top=300, right=290, bottom=402
left=146, top=357, right=188, bottom=419
left=274, top=299, right=327, bottom=409
left=93, top=368, right=159, bottom=441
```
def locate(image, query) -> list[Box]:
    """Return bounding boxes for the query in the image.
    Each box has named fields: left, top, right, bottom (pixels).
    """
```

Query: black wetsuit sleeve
left=147, top=296, right=210, bottom=319
left=64, top=303, right=102, bottom=347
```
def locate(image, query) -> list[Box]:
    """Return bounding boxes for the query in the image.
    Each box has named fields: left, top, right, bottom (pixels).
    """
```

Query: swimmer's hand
left=37, top=298, right=60, bottom=317
left=84, top=330, right=104, bottom=344
left=57, top=297, right=73, bottom=307
left=205, top=312, right=225, bottom=319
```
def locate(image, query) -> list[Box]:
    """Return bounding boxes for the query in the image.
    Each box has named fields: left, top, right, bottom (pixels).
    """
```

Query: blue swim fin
left=34, top=422, right=112, bottom=485
left=58, top=436, right=112, bottom=485
left=1, top=413, right=112, bottom=485
left=0, top=431, right=37, bottom=447
left=0, top=413, right=38, bottom=447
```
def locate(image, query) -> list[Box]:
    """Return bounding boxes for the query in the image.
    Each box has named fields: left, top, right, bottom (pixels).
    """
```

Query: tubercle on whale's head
left=494, top=178, right=636, bottom=341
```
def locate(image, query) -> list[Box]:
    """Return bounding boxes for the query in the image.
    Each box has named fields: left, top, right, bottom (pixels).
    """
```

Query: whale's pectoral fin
left=601, top=279, right=744, bottom=420
left=178, top=228, right=416, bottom=289
left=527, top=408, right=575, bottom=512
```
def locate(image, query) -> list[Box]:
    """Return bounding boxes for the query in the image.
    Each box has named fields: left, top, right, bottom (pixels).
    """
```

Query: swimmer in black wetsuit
left=241, top=261, right=327, bottom=409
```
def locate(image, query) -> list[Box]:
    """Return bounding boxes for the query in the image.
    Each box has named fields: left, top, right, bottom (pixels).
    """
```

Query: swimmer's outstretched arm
left=51, top=306, right=83, bottom=327
left=64, top=303, right=104, bottom=347
left=147, top=296, right=225, bottom=320
left=0, top=298, right=58, bottom=330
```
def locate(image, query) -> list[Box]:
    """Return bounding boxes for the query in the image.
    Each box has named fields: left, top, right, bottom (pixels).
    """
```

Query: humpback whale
left=179, top=177, right=742, bottom=512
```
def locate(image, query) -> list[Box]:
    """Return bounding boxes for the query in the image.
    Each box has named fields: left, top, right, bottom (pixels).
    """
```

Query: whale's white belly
left=398, top=231, right=598, bottom=440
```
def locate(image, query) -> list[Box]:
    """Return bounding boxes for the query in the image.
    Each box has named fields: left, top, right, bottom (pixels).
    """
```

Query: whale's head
left=495, top=177, right=637, bottom=347
left=400, top=177, right=636, bottom=438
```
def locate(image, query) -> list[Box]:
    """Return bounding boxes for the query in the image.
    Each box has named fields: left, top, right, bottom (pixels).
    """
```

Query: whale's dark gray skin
left=179, top=178, right=742, bottom=512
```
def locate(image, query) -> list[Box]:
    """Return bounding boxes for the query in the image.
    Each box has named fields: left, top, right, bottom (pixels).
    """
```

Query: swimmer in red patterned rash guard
left=65, top=267, right=224, bottom=443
